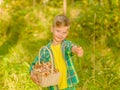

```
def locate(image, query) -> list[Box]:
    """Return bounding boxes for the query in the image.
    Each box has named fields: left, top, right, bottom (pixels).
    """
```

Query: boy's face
left=51, top=26, right=69, bottom=44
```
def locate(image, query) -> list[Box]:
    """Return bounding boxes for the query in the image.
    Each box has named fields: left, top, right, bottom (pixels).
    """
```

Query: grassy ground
left=0, top=0, right=120, bottom=90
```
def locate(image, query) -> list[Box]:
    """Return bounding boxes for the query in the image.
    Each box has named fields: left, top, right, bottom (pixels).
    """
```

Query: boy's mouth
left=55, top=37, right=63, bottom=41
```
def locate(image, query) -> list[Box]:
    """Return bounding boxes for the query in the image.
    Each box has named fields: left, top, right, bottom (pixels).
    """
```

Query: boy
left=30, top=15, right=84, bottom=90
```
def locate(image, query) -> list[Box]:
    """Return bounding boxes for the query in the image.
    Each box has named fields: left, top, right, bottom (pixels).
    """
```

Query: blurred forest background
left=0, top=0, right=120, bottom=90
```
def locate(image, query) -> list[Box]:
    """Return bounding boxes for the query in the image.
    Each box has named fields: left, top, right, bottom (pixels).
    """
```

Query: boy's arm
left=29, top=56, right=39, bottom=73
left=65, top=40, right=83, bottom=57
left=29, top=47, right=46, bottom=85
left=29, top=56, right=40, bottom=85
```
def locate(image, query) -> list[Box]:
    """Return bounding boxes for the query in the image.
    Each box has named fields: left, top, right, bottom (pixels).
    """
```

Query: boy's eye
left=62, top=31, right=67, bottom=34
left=56, top=30, right=60, bottom=32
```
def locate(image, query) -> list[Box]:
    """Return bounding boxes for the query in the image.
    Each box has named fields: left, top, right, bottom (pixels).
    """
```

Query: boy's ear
left=51, top=26, right=53, bottom=32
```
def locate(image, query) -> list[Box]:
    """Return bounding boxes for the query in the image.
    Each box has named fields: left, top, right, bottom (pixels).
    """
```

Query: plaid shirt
left=30, top=40, right=79, bottom=90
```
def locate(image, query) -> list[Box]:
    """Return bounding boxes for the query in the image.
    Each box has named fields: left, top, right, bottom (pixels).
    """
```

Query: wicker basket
left=33, top=46, right=60, bottom=87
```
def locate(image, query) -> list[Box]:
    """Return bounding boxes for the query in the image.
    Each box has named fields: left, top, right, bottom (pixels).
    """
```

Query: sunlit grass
left=0, top=43, right=42, bottom=90
left=0, top=0, right=120, bottom=90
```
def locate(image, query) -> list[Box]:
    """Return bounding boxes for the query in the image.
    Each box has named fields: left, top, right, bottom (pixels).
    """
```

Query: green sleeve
left=65, top=40, right=75, bottom=56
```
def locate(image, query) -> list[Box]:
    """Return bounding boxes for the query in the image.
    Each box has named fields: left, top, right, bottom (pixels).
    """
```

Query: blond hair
left=53, top=15, right=70, bottom=27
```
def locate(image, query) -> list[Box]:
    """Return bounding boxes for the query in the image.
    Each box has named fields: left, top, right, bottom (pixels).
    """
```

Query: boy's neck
left=52, top=40, right=62, bottom=45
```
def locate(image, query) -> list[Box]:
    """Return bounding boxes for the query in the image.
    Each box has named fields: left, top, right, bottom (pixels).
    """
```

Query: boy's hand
left=75, top=46, right=84, bottom=57
left=30, top=70, right=40, bottom=85
left=72, top=46, right=84, bottom=57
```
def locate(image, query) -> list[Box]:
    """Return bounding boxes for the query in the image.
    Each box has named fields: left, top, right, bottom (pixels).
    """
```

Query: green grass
left=0, top=0, right=120, bottom=90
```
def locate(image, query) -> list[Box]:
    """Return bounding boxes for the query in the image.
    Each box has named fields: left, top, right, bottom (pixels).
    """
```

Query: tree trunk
left=63, top=0, right=67, bottom=15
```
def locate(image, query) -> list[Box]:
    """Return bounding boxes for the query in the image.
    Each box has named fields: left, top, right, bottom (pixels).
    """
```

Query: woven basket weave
left=33, top=46, right=60, bottom=87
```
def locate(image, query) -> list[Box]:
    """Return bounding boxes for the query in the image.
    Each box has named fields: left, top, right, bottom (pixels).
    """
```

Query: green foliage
left=0, top=0, right=120, bottom=90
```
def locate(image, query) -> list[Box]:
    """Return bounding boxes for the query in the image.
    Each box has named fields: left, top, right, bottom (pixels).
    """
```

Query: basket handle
left=38, top=46, right=54, bottom=73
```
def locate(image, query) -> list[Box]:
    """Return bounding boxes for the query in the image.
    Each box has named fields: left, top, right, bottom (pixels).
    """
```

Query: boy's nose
left=59, top=33, right=62, bottom=36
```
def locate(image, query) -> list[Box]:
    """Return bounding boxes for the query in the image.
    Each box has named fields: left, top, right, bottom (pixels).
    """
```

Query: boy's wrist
left=72, top=45, right=78, bottom=53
